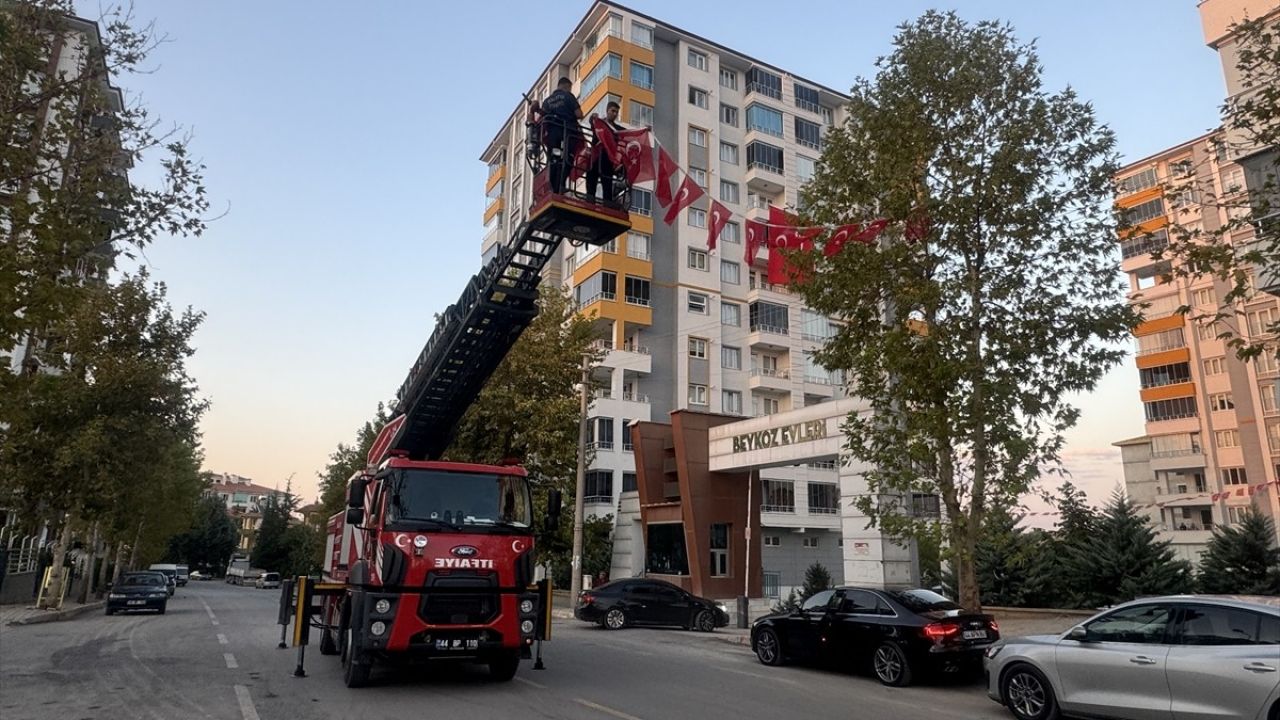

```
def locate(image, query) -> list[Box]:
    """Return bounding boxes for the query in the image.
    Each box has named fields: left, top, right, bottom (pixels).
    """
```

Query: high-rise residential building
left=479, top=1, right=853, bottom=593
left=1114, top=130, right=1280, bottom=564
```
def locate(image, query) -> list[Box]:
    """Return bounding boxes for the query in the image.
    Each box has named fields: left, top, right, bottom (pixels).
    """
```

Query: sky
left=88, top=1, right=1228, bottom=510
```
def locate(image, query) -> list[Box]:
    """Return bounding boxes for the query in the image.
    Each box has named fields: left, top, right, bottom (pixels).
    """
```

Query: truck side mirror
left=545, top=489, right=562, bottom=532
left=347, top=476, right=368, bottom=508
left=345, top=507, right=365, bottom=526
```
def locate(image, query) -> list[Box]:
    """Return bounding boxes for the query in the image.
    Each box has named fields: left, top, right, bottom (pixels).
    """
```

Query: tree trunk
left=40, top=516, right=73, bottom=610
left=96, top=541, right=112, bottom=597
left=955, top=535, right=981, bottom=611
left=111, top=540, right=128, bottom=586
left=78, top=522, right=99, bottom=603
left=127, top=521, right=144, bottom=571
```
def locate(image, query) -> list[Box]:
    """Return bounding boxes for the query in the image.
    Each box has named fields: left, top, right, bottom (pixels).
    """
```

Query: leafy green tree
left=771, top=562, right=834, bottom=614
left=317, top=403, right=392, bottom=520
left=167, top=493, right=238, bottom=576
left=550, top=514, right=613, bottom=589
left=251, top=490, right=296, bottom=573
left=1049, top=481, right=1099, bottom=604
left=278, top=522, right=323, bottom=579
left=1199, top=508, right=1280, bottom=595
left=1065, top=490, right=1193, bottom=608
left=794, top=11, right=1136, bottom=611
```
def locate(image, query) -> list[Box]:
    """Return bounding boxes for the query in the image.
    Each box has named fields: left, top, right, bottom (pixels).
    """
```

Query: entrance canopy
left=708, top=397, right=864, bottom=473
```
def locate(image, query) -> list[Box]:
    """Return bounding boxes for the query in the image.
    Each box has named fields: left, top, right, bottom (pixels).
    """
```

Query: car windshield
left=386, top=469, right=532, bottom=530
left=888, top=589, right=962, bottom=612
left=123, top=575, right=163, bottom=587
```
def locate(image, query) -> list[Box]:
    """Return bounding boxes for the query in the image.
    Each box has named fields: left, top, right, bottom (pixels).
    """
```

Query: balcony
left=746, top=81, right=782, bottom=101
left=1149, top=449, right=1206, bottom=472
left=748, top=323, right=791, bottom=351
left=662, top=481, right=680, bottom=500
left=749, top=367, right=792, bottom=392
left=596, top=339, right=652, bottom=374
left=746, top=160, right=785, bottom=194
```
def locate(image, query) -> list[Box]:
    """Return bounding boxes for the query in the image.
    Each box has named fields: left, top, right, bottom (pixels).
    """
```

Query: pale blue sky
left=98, top=1, right=1226, bottom=506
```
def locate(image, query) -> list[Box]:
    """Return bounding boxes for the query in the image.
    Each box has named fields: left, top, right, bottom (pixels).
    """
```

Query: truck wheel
left=342, top=626, right=371, bottom=688
left=488, top=651, right=520, bottom=681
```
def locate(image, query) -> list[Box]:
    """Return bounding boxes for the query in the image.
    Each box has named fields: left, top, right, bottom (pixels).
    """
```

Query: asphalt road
left=0, top=581, right=1010, bottom=720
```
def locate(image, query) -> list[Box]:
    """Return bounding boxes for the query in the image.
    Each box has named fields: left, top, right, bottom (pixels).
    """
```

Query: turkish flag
left=591, top=117, right=621, bottom=165
left=662, top=174, right=706, bottom=225
left=568, top=136, right=593, bottom=182
left=707, top=200, right=730, bottom=252
left=656, top=147, right=679, bottom=208
left=855, top=218, right=890, bottom=244
left=825, top=224, right=861, bottom=257
left=745, top=219, right=768, bottom=265
left=617, top=128, right=654, bottom=184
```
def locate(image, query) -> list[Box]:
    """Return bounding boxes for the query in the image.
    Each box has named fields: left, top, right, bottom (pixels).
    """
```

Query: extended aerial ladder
left=379, top=114, right=632, bottom=463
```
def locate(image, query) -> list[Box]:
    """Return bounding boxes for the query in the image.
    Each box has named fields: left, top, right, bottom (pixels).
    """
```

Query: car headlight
left=108, top=593, right=125, bottom=599
left=985, top=644, right=1004, bottom=660
left=370, top=621, right=387, bottom=636
left=715, top=601, right=728, bottom=612
left=521, top=620, right=535, bottom=634
left=150, top=593, right=167, bottom=599
left=520, top=599, right=535, bottom=614
left=374, top=599, right=392, bottom=614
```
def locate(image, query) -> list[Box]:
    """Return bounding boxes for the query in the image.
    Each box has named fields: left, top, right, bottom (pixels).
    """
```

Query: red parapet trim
left=383, top=458, right=529, bottom=477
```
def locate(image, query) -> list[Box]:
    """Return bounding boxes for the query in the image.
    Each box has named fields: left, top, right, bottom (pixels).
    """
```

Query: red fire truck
left=316, top=113, right=631, bottom=687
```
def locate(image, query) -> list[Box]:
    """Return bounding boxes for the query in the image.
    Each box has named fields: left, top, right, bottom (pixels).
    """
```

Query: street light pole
left=569, top=353, right=592, bottom=603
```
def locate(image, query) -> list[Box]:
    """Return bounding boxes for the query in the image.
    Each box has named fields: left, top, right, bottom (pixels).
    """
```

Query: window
left=808, top=483, right=839, bottom=514
left=1117, top=167, right=1159, bottom=195
left=722, top=221, right=741, bottom=244
left=688, top=337, right=708, bottom=359
left=794, top=84, right=820, bottom=113
left=688, top=384, right=709, bottom=405
left=747, top=141, right=784, bottom=174
left=688, top=292, right=709, bottom=314
left=802, top=309, right=837, bottom=341
left=762, top=535, right=780, bottom=547
left=622, top=419, right=633, bottom=451
left=757, top=397, right=781, bottom=415
left=687, top=48, right=708, bottom=71
left=762, top=479, right=794, bottom=512
left=1262, top=384, right=1278, bottom=414
left=721, top=260, right=741, bottom=284
left=1223, top=467, right=1248, bottom=485
left=1123, top=198, right=1166, bottom=226
left=622, top=472, right=638, bottom=491
left=1177, top=605, right=1278, bottom=646
left=588, top=93, right=621, bottom=122
left=688, top=207, right=707, bottom=228
left=721, top=345, right=741, bottom=369
left=631, top=188, right=653, bottom=216
left=750, top=300, right=790, bottom=334
left=1204, top=357, right=1227, bottom=375
left=688, top=168, right=708, bottom=189
left=720, top=104, right=739, bottom=127
left=721, top=140, right=742, bottom=163
left=1209, top=393, right=1235, bottom=411
left=795, top=117, right=822, bottom=149
left=721, top=301, right=741, bottom=326
left=795, top=155, right=816, bottom=184
left=1198, top=323, right=1221, bottom=341
left=646, top=523, right=689, bottom=575
left=1229, top=506, right=1250, bottom=524
left=688, top=247, right=709, bottom=269
left=745, top=67, right=782, bottom=99
left=1143, top=396, right=1198, bottom=422
left=584, top=470, right=614, bottom=503
left=820, top=106, right=834, bottom=126
left=688, top=86, right=709, bottom=109
left=1136, top=328, right=1185, bottom=355
left=588, top=416, right=614, bottom=450
left=1247, top=306, right=1279, bottom=336
left=624, top=276, right=651, bottom=306
left=627, top=231, right=651, bottom=260
left=719, top=67, right=738, bottom=90
left=709, top=523, right=729, bottom=577
left=1215, top=429, right=1240, bottom=448
left=1259, top=352, right=1280, bottom=375
left=581, top=53, right=623, bottom=98
left=722, top=389, right=743, bottom=415
left=629, top=61, right=654, bottom=90
left=631, top=22, right=654, bottom=49
left=746, top=104, right=784, bottom=137
left=576, top=269, right=617, bottom=305
left=802, top=537, right=820, bottom=549
left=1269, top=422, right=1280, bottom=452
left=629, top=101, right=654, bottom=127
left=720, top=180, right=740, bottom=204
left=1084, top=604, right=1173, bottom=643
left=1120, top=229, right=1170, bottom=260
left=688, top=126, right=708, bottom=148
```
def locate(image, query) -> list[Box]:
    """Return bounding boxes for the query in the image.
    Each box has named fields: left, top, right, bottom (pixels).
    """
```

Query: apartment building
left=479, top=1, right=851, bottom=596
left=1115, top=130, right=1280, bottom=564
left=205, top=473, right=289, bottom=553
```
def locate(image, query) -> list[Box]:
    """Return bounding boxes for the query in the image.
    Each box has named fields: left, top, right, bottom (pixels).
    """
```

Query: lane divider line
left=234, top=685, right=261, bottom=720
left=217, top=633, right=229, bottom=645
left=223, top=653, right=238, bottom=669
left=574, top=698, right=645, bottom=720
left=514, top=676, right=547, bottom=689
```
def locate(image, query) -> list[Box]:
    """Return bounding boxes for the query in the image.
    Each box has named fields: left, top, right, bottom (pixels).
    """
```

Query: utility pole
left=569, top=353, right=592, bottom=603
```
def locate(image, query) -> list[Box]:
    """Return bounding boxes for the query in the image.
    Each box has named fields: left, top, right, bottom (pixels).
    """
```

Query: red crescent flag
left=617, top=128, right=654, bottom=184
left=568, top=135, right=593, bottom=182
left=745, top=219, right=768, bottom=265
left=707, top=200, right=729, bottom=252
left=591, top=117, right=621, bottom=165
left=662, top=174, right=706, bottom=225
left=825, top=223, right=860, bottom=257
left=656, top=147, right=679, bottom=208
left=855, top=218, right=890, bottom=244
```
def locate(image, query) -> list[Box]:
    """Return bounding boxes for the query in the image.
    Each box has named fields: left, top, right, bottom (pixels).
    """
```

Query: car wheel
left=873, top=642, right=913, bottom=687
left=105, top=607, right=115, bottom=616
left=694, top=609, right=716, bottom=632
left=754, top=627, right=784, bottom=666
left=488, top=650, right=521, bottom=681
left=342, top=626, right=371, bottom=688
left=1001, top=664, right=1060, bottom=720
left=158, top=604, right=166, bottom=615
left=603, top=607, right=628, bottom=630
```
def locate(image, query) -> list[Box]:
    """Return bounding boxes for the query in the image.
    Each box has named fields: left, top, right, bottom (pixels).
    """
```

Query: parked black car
left=106, top=572, right=170, bottom=615
left=575, top=578, right=731, bottom=631
left=751, top=587, right=998, bottom=686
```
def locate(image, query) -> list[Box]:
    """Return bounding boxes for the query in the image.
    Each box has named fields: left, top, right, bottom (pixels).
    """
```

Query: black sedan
left=105, top=572, right=170, bottom=615
left=750, top=587, right=998, bottom=686
left=575, top=578, right=731, bottom=632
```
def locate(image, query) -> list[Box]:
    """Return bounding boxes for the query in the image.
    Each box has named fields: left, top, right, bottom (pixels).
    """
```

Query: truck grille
left=419, top=573, right=498, bottom=625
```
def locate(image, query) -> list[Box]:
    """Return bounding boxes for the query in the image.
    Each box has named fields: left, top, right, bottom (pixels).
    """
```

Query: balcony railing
left=751, top=367, right=790, bottom=379
left=809, top=506, right=839, bottom=515
left=747, top=159, right=783, bottom=175
left=622, top=391, right=650, bottom=402
left=747, top=194, right=772, bottom=211
left=625, top=295, right=651, bottom=307
left=803, top=374, right=831, bottom=385
left=761, top=504, right=794, bottom=513
left=1136, top=341, right=1186, bottom=356
left=750, top=323, right=789, bottom=336
left=621, top=342, right=650, bottom=354
left=580, top=291, right=616, bottom=307
left=593, top=388, right=613, bottom=399
left=627, top=246, right=651, bottom=261
left=1151, top=447, right=1202, bottom=458
left=746, top=81, right=782, bottom=100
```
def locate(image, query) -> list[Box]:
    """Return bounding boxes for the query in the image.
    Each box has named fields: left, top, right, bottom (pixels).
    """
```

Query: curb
left=7, top=601, right=106, bottom=626
left=985, top=606, right=1095, bottom=618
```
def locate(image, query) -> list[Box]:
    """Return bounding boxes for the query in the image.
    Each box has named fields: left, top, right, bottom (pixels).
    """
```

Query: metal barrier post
left=277, top=577, right=295, bottom=649
left=292, top=576, right=311, bottom=677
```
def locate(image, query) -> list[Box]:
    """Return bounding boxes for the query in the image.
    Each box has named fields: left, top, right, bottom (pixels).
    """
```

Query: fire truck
left=317, top=113, right=631, bottom=687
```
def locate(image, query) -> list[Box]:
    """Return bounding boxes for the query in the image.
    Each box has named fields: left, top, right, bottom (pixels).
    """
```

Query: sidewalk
left=1, top=600, right=105, bottom=627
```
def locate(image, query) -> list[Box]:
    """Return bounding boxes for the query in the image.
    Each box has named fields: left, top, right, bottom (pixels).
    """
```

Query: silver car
left=984, top=595, right=1279, bottom=720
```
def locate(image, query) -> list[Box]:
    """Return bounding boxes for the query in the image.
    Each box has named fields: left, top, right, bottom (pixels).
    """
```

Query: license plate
left=434, top=638, right=479, bottom=651
left=963, top=630, right=987, bottom=640
left=128, top=600, right=146, bottom=606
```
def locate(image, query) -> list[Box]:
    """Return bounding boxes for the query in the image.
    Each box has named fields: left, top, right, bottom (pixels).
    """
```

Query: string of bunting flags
left=588, top=118, right=925, bottom=286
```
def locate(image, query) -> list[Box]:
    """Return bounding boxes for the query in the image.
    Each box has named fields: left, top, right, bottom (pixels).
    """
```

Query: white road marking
left=234, top=685, right=261, bottom=720
left=574, top=698, right=644, bottom=720
left=718, top=665, right=800, bottom=686
left=217, top=633, right=229, bottom=645
left=223, top=652, right=238, bottom=669
left=514, top=676, right=547, bottom=689
left=211, top=619, right=220, bottom=626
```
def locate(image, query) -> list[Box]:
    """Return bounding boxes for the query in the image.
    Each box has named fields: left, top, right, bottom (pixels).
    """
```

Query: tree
left=168, top=492, right=238, bottom=576
left=1049, top=481, right=1099, bottom=604
left=1065, top=490, right=1193, bottom=608
left=795, top=11, right=1136, bottom=611
left=1199, top=508, right=1280, bottom=595
left=316, top=403, right=392, bottom=520
left=772, top=562, right=834, bottom=614
left=251, top=490, right=296, bottom=573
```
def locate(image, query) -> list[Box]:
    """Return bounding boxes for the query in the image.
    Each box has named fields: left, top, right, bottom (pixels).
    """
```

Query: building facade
left=205, top=473, right=288, bottom=553
left=479, top=1, right=854, bottom=598
left=1115, top=131, right=1280, bottom=564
